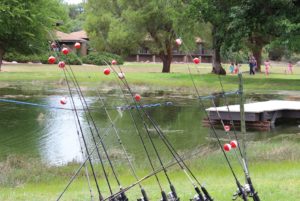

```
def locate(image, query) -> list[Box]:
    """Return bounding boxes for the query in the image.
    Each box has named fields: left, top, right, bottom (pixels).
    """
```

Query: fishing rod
left=174, top=38, right=248, bottom=200
left=56, top=116, right=119, bottom=201
left=47, top=38, right=115, bottom=200
left=217, top=74, right=260, bottom=201
left=51, top=36, right=128, bottom=199
left=59, top=69, right=104, bottom=201
left=103, top=61, right=177, bottom=201
left=109, top=63, right=212, bottom=201
left=95, top=89, right=150, bottom=201
left=64, top=65, right=128, bottom=200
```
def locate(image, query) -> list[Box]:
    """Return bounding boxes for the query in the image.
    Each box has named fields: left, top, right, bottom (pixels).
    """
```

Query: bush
left=3, top=52, right=82, bottom=65
left=82, top=52, right=124, bottom=65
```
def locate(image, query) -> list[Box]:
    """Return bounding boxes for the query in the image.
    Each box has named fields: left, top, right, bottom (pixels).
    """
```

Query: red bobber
left=223, top=143, right=232, bottom=152
left=230, top=140, right=238, bottom=149
left=48, top=56, right=56, bottom=64
left=224, top=125, right=230, bottom=132
left=193, top=57, right=200, bottom=64
left=74, top=42, right=81, bottom=49
left=60, top=97, right=67, bottom=105
left=134, top=94, right=141, bottom=102
left=58, top=61, right=66, bottom=69
left=111, top=60, right=117, bottom=65
left=103, top=68, right=111, bottom=75
left=175, top=38, right=182, bottom=46
left=62, top=48, right=69, bottom=55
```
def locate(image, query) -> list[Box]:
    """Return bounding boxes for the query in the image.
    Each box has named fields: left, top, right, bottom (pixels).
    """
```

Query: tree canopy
left=0, top=0, right=67, bottom=69
left=85, top=0, right=206, bottom=72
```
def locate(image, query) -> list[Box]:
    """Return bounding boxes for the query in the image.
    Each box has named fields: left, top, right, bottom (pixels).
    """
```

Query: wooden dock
left=205, top=100, right=300, bottom=130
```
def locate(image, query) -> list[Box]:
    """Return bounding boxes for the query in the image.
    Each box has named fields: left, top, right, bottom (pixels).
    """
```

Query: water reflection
left=0, top=89, right=299, bottom=165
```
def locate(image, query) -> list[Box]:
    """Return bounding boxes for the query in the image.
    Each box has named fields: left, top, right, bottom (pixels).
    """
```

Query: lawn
left=0, top=62, right=300, bottom=200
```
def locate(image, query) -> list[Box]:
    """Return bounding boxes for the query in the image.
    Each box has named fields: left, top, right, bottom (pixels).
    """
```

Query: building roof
left=55, top=30, right=88, bottom=42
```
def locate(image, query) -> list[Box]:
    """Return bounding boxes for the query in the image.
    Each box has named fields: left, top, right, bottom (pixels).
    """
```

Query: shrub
left=3, top=52, right=82, bottom=65
left=82, top=52, right=124, bottom=65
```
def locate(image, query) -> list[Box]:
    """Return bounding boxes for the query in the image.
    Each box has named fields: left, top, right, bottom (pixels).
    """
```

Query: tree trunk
left=159, top=48, right=172, bottom=73
left=211, top=46, right=226, bottom=75
left=0, top=48, right=4, bottom=71
left=211, top=26, right=226, bottom=75
left=252, top=46, right=263, bottom=72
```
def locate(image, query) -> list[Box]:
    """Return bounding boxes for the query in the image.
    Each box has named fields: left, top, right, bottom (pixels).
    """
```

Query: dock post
left=238, top=73, right=247, bottom=164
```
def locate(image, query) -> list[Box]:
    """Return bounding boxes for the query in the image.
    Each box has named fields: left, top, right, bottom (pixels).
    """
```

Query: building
left=53, top=30, right=89, bottom=56
left=126, top=37, right=213, bottom=63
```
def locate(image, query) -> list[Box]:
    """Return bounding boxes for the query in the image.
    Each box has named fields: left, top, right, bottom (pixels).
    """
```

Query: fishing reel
left=167, top=191, right=180, bottom=201
left=112, top=192, right=128, bottom=201
left=160, top=191, right=179, bottom=201
left=232, top=184, right=251, bottom=200
left=190, top=194, right=209, bottom=201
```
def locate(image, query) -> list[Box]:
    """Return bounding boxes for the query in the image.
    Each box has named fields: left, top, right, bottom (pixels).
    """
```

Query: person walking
left=249, top=56, right=256, bottom=75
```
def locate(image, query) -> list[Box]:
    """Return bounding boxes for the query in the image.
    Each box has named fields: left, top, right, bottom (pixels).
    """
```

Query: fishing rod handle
left=200, top=186, right=213, bottom=201
left=141, top=188, right=149, bottom=201
left=170, top=184, right=179, bottom=199
left=194, top=187, right=205, bottom=201
left=162, top=191, right=168, bottom=201
left=246, top=177, right=260, bottom=201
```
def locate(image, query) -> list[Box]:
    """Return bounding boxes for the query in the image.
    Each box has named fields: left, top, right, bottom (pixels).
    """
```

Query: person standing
left=229, top=62, right=234, bottom=74
left=249, top=56, right=256, bottom=75
left=287, top=61, right=293, bottom=74
left=264, top=59, right=271, bottom=76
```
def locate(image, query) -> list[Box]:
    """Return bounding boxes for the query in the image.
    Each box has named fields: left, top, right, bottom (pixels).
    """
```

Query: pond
left=0, top=86, right=299, bottom=165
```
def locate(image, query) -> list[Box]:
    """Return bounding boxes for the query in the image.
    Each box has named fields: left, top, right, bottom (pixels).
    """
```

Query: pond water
left=0, top=86, right=300, bottom=165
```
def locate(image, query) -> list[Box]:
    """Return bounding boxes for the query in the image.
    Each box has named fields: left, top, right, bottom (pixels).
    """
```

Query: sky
left=64, top=0, right=83, bottom=4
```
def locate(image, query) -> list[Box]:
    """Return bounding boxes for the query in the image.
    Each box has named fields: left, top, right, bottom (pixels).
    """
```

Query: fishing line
left=217, top=74, right=260, bottom=201
left=48, top=34, right=117, bottom=197
left=56, top=118, right=118, bottom=201
left=104, top=61, right=173, bottom=201
left=65, top=64, right=131, bottom=200
left=96, top=89, right=143, bottom=186
left=112, top=64, right=212, bottom=201
left=64, top=67, right=117, bottom=197
left=58, top=69, right=104, bottom=201
left=180, top=46, right=248, bottom=200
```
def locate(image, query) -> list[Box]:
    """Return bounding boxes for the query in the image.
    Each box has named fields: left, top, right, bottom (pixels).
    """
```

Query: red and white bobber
left=193, top=57, right=201, bottom=64
left=60, top=97, right=67, bottom=105
left=224, top=125, right=230, bottom=132
left=74, top=42, right=81, bottom=49
left=118, top=72, right=125, bottom=79
left=223, top=143, right=232, bottom=152
left=62, top=47, right=69, bottom=55
left=111, top=60, right=117, bottom=65
left=134, top=94, right=141, bottom=102
left=175, top=38, right=182, bottom=46
left=230, top=140, right=238, bottom=149
left=48, top=56, right=56, bottom=64
left=58, top=61, right=66, bottom=69
left=51, top=42, right=57, bottom=49
left=103, top=68, right=111, bottom=75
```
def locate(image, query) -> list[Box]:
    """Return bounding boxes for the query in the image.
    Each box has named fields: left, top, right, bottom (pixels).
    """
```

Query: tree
left=85, top=0, right=203, bottom=73
left=0, top=0, right=67, bottom=70
left=226, top=0, right=300, bottom=71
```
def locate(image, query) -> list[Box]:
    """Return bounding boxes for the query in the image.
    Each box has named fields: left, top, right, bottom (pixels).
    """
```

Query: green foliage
left=3, top=53, right=41, bottom=63
left=81, top=52, right=123, bottom=65
left=3, top=52, right=82, bottom=65
left=0, top=0, right=68, bottom=54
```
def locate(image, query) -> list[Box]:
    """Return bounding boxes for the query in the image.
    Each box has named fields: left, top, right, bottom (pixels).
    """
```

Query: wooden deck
left=205, top=100, right=300, bottom=129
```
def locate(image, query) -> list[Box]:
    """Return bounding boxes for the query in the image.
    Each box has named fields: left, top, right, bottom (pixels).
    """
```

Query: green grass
left=1, top=63, right=300, bottom=95
left=1, top=62, right=300, bottom=200
left=1, top=136, right=300, bottom=201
